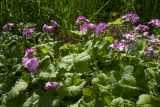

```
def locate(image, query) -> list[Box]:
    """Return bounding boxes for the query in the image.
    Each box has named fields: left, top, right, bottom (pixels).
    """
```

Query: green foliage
left=136, top=94, right=160, bottom=107
left=1, top=8, right=160, bottom=107
left=111, top=97, right=135, bottom=107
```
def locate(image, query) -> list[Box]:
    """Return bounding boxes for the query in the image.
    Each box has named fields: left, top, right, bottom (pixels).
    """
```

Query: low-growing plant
left=0, top=14, right=160, bottom=107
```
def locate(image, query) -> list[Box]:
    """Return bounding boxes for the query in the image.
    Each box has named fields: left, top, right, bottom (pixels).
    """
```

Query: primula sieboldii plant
left=1, top=13, right=160, bottom=107
left=22, top=48, right=39, bottom=73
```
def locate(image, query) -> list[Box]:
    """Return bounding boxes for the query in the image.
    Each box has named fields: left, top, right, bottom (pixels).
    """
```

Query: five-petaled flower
left=44, top=82, right=59, bottom=91
left=22, top=48, right=39, bottom=73
left=22, top=28, right=35, bottom=36
left=121, top=13, right=140, bottom=24
left=3, top=22, right=14, bottom=30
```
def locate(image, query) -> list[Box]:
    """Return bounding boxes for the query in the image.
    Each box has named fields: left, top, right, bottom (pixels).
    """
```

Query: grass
left=0, top=0, right=159, bottom=31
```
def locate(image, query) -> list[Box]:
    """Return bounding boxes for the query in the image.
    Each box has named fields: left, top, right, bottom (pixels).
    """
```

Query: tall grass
left=0, top=0, right=159, bottom=31
left=133, top=0, right=160, bottom=22
left=0, top=0, right=126, bottom=27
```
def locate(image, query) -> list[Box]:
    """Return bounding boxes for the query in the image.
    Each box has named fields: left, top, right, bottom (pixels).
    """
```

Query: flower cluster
left=134, top=24, right=149, bottom=31
left=42, top=20, right=59, bottom=33
left=44, top=81, right=59, bottom=91
left=22, top=28, right=35, bottom=36
left=123, top=33, right=136, bottom=42
left=3, top=22, right=14, bottom=30
left=121, top=13, right=140, bottom=24
left=148, top=19, right=160, bottom=28
left=77, top=16, right=108, bottom=35
left=51, top=20, right=59, bottom=28
left=94, top=22, right=108, bottom=35
left=144, top=46, right=158, bottom=59
left=22, top=48, right=39, bottom=73
left=109, top=40, right=127, bottom=51
left=80, top=23, right=96, bottom=33
left=148, top=36, right=160, bottom=45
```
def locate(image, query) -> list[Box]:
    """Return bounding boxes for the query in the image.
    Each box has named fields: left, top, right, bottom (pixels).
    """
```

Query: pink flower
left=42, top=24, right=54, bottom=32
left=80, top=23, right=96, bottom=33
left=22, top=28, right=35, bottom=36
left=24, top=48, right=35, bottom=58
left=76, top=16, right=90, bottom=25
left=121, top=13, right=140, bottom=24
left=3, top=22, right=14, bottom=30
left=109, top=40, right=127, bottom=51
left=22, top=48, right=39, bottom=73
left=44, top=82, right=59, bottom=91
left=123, top=33, right=136, bottom=42
left=94, top=22, right=108, bottom=35
left=148, top=19, right=160, bottom=28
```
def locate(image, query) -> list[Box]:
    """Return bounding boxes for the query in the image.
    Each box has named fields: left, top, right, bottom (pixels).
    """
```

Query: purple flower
left=148, top=36, right=160, bottom=45
left=144, top=46, right=154, bottom=55
left=22, top=57, right=39, bottom=73
left=22, top=48, right=39, bottom=73
left=94, top=22, right=108, bottom=35
left=148, top=19, right=160, bottom=28
left=143, top=32, right=149, bottom=37
left=76, top=16, right=90, bottom=25
left=80, top=23, right=96, bottom=33
left=109, top=40, right=127, bottom=51
left=42, top=24, right=54, bottom=32
left=123, top=33, right=136, bottom=42
left=22, top=28, right=35, bottom=36
left=27, top=57, right=39, bottom=73
left=3, top=22, right=14, bottom=30
left=134, top=24, right=149, bottom=31
left=144, top=46, right=158, bottom=59
left=51, top=20, right=59, bottom=28
left=44, top=82, right=59, bottom=91
left=22, top=57, right=29, bottom=68
left=121, top=13, right=140, bottom=23
left=24, top=48, right=35, bottom=58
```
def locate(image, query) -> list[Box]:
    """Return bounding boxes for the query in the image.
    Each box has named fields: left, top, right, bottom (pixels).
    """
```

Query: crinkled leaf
left=71, top=30, right=87, bottom=36
left=39, top=72, right=58, bottom=80
left=111, top=97, right=135, bottom=107
left=105, top=36, right=114, bottom=43
left=7, top=79, right=28, bottom=99
left=22, top=92, right=39, bottom=107
left=65, top=82, right=86, bottom=97
left=136, top=94, right=160, bottom=107
left=58, top=51, right=91, bottom=73
left=108, top=18, right=124, bottom=25
left=123, top=65, right=134, bottom=74
left=121, top=74, right=136, bottom=86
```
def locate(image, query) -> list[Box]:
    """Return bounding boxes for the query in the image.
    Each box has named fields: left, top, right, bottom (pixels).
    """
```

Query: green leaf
left=105, top=36, right=114, bottom=43
left=71, top=30, right=87, bottom=36
left=65, top=81, right=86, bottom=97
left=7, top=79, right=28, bottom=99
left=12, top=64, right=22, bottom=72
left=123, top=65, right=134, bottom=74
left=121, top=85, right=141, bottom=98
left=82, top=88, right=92, bottom=96
left=111, top=97, right=135, bottom=107
left=108, top=18, right=124, bottom=25
left=58, top=51, right=91, bottom=73
left=136, top=94, right=160, bottom=107
left=39, top=72, right=58, bottom=80
left=0, top=55, right=6, bottom=67
left=136, top=94, right=152, bottom=105
left=40, top=55, right=50, bottom=64
left=121, top=74, right=136, bottom=86
left=22, top=92, right=39, bottom=107
left=41, top=46, right=51, bottom=54
left=75, top=51, right=91, bottom=62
